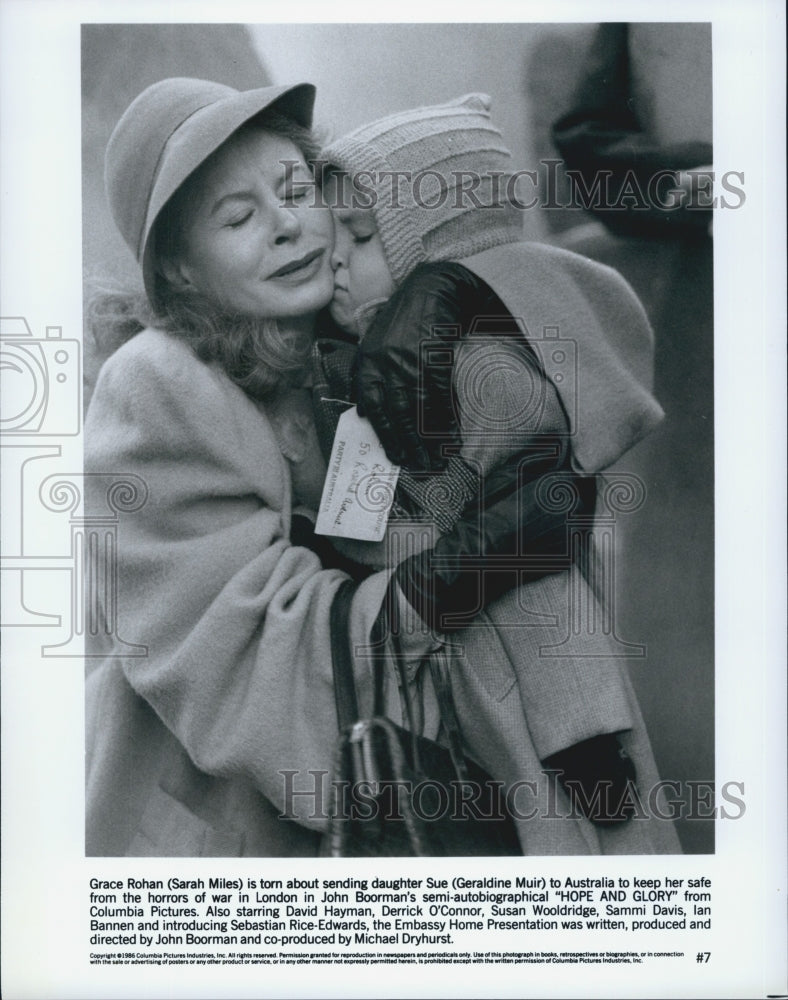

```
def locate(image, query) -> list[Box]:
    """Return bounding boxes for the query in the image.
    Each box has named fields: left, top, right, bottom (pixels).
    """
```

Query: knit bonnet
left=321, top=94, right=524, bottom=285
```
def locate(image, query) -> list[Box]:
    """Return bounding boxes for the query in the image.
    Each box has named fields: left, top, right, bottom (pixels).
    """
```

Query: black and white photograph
left=80, top=19, right=715, bottom=860
left=1, top=3, right=785, bottom=998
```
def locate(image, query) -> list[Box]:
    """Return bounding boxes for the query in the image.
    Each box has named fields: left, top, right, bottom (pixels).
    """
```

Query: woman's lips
left=268, top=249, right=325, bottom=281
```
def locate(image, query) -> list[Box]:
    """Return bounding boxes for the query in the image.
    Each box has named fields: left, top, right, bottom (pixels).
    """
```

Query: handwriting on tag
left=315, top=407, right=400, bottom=542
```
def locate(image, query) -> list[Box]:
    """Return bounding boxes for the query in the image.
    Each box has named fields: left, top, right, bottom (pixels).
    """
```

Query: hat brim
left=141, top=81, right=315, bottom=308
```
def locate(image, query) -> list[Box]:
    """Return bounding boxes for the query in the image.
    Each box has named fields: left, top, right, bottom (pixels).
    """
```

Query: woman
left=85, top=77, right=408, bottom=856
left=85, top=77, right=546, bottom=857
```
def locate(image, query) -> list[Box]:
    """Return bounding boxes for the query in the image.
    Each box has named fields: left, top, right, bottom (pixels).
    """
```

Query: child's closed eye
left=284, top=186, right=311, bottom=205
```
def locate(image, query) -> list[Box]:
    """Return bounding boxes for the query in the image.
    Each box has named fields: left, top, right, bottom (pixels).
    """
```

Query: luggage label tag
left=315, top=407, right=400, bottom=542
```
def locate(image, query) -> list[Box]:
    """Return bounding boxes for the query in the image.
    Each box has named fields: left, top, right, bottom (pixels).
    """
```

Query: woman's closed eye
left=353, top=232, right=373, bottom=245
left=225, top=210, right=253, bottom=229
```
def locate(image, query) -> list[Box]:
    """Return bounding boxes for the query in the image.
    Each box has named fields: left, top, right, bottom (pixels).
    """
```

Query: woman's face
left=167, top=128, right=335, bottom=319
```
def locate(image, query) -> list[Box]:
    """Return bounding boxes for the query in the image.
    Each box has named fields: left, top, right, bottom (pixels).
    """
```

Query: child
left=311, top=95, right=679, bottom=852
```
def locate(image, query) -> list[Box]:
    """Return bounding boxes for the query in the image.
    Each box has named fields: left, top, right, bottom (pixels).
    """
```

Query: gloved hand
left=543, top=733, right=638, bottom=826
left=394, top=445, right=597, bottom=634
left=356, top=261, right=521, bottom=472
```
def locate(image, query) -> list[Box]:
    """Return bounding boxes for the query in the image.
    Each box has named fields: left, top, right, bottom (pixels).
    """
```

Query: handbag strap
left=427, top=648, right=470, bottom=783
left=330, top=575, right=393, bottom=733
left=330, top=579, right=360, bottom=730
left=330, top=576, right=399, bottom=727
left=329, top=577, right=468, bottom=786
left=383, top=578, right=418, bottom=731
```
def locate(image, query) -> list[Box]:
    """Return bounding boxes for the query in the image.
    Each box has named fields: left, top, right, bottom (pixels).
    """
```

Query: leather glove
left=394, top=446, right=597, bottom=634
left=356, top=261, right=522, bottom=472
left=543, top=733, right=638, bottom=826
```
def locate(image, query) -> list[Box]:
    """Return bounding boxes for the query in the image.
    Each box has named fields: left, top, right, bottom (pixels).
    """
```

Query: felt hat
left=105, top=77, right=316, bottom=306
left=322, top=93, right=523, bottom=284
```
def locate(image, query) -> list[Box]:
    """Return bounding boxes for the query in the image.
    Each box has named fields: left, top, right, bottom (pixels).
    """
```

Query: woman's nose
left=272, top=204, right=302, bottom=244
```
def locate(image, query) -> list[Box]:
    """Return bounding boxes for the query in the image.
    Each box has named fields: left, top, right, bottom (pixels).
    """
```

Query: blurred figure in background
left=550, top=23, right=715, bottom=854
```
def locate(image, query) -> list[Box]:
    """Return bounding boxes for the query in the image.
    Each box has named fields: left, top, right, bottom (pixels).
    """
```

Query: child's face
left=324, top=175, right=395, bottom=336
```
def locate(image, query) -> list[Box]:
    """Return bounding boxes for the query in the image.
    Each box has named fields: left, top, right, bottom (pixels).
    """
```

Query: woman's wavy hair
left=88, top=111, right=324, bottom=401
